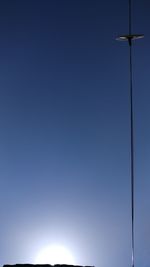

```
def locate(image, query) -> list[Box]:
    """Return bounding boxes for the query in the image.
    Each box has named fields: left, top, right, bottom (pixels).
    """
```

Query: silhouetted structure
left=3, top=264, right=94, bottom=267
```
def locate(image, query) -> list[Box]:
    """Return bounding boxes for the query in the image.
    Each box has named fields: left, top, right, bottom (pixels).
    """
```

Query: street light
left=116, top=1, right=144, bottom=267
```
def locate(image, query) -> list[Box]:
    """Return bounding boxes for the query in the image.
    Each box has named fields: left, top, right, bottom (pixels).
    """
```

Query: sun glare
left=35, top=245, right=75, bottom=265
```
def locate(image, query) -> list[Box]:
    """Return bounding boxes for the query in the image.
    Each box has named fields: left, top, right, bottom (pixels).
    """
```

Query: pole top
left=116, top=34, right=144, bottom=41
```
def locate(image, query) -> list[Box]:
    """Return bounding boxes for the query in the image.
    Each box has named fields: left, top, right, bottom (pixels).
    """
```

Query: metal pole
left=128, top=2, right=134, bottom=265
left=129, top=0, right=132, bottom=35
left=128, top=33, right=134, bottom=267
left=116, top=1, right=144, bottom=267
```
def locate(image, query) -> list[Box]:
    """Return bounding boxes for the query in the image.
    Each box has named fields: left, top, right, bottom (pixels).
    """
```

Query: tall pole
left=128, top=3, right=134, bottom=266
left=129, top=19, right=135, bottom=267
left=116, top=1, right=144, bottom=267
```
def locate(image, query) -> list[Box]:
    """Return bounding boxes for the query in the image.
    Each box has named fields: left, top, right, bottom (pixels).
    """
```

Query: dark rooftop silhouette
left=3, top=264, right=94, bottom=267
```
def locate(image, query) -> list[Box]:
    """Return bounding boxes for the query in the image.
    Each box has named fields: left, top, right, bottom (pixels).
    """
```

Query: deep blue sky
left=0, top=1, right=149, bottom=267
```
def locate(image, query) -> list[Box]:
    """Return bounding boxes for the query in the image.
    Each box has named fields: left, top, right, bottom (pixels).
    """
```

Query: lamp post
left=116, top=1, right=144, bottom=267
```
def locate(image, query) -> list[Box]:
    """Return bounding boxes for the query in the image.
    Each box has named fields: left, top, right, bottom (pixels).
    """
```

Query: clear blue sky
left=0, top=1, right=149, bottom=267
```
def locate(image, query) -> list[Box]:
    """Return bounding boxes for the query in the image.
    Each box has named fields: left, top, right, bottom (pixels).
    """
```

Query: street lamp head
left=116, top=34, right=144, bottom=41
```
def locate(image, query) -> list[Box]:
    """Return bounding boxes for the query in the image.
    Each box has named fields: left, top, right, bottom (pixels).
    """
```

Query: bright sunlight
left=35, top=245, right=75, bottom=265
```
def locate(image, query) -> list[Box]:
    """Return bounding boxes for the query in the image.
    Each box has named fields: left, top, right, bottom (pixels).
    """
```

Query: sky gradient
left=0, top=1, right=149, bottom=267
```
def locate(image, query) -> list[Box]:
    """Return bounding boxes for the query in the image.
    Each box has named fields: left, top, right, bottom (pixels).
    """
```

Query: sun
left=35, top=245, right=75, bottom=265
